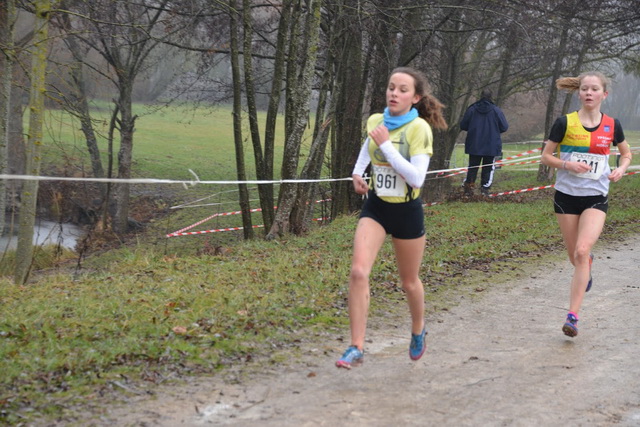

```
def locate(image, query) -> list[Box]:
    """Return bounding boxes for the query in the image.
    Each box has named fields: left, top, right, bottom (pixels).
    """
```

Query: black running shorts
left=553, top=190, right=609, bottom=215
left=359, top=190, right=425, bottom=239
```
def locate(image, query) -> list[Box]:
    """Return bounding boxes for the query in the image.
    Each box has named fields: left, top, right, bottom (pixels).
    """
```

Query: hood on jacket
left=474, top=99, right=495, bottom=114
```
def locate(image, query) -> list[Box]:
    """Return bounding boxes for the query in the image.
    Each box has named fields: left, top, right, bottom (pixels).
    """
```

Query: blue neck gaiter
left=383, top=107, right=418, bottom=130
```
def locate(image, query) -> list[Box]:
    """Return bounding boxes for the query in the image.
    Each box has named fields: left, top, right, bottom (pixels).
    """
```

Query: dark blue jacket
left=460, top=99, right=509, bottom=156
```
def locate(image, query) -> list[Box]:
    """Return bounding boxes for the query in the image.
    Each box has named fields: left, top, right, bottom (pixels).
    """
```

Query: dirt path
left=101, top=236, right=640, bottom=426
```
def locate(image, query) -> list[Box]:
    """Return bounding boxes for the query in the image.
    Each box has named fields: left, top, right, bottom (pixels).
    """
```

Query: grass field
left=41, top=102, right=293, bottom=181
left=38, top=103, right=640, bottom=245
left=41, top=103, right=639, bottom=184
left=0, top=104, right=638, bottom=424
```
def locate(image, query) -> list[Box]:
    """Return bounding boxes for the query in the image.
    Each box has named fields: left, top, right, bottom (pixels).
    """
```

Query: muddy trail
left=97, top=236, right=640, bottom=426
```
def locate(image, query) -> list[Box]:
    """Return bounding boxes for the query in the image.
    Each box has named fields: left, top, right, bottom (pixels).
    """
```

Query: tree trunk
left=259, top=0, right=294, bottom=231
left=101, top=105, right=119, bottom=231
left=229, top=0, right=253, bottom=239
left=425, top=127, right=458, bottom=202
left=57, top=6, right=105, bottom=181
left=561, top=22, right=593, bottom=115
left=495, top=24, right=518, bottom=106
left=267, top=0, right=322, bottom=239
left=242, top=0, right=273, bottom=234
left=289, top=61, right=335, bottom=233
left=6, top=65, right=25, bottom=214
left=113, top=83, right=136, bottom=234
left=425, top=19, right=466, bottom=202
left=58, top=0, right=171, bottom=234
left=15, top=0, right=50, bottom=284
left=0, top=0, right=15, bottom=236
left=537, top=25, right=569, bottom=182
left=367, top=5, right=395, bottom=118
left=330, top=0, right=364, bottom=219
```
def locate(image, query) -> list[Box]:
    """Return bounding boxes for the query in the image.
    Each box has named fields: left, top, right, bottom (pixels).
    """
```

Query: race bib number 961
left=372, top=165, right=406, bottom=197
left=569, top=152, right=606, bottom=180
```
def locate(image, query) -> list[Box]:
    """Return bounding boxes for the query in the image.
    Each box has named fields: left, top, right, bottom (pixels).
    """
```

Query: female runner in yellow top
left=336, top=67, right=448, bottom=368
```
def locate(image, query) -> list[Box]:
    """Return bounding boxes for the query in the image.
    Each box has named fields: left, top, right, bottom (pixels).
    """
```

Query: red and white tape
left=169, top=169, right=639, bottom=236
left=170, top=208, right=264, bottom=235
left=166, top=200, right=331, bottom=237
left=169, top=224, right=265, bottom=237
left=486, top=184, right=554, bottom=197
left=167, top=217, right=330, bottom=237
left=437, top=147, right=542, bottom=178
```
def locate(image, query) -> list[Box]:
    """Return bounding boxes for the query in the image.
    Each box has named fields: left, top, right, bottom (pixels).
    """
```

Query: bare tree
left=0, top=0, right=16, bottom=237
left=240, top=0, right=279, bottom=233
left=228, top=0, right=253, bottom=238
left=15, top=0, right=51, bottom=284
left=266, top=0, right=323, bottom=238
left=22, top=0, right=639, bottom=245
left=52, top=0, right=104, bottom=181
left=328, top=0, right=366, bottom=219
left=288, top=20, right=340, bottom=233
left=50, top=0, right=206, bottom=234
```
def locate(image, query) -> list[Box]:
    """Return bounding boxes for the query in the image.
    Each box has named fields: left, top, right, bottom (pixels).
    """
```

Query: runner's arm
left=378, top=141, right=430, bottom=188
left=352, top=138, right=371, bottom=177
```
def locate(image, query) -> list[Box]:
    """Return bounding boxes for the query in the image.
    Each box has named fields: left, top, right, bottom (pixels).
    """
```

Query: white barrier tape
left=0, top=173, right=353, bottom=186
left=434, top=145, right=636, bottom=179
left=484, top=173, right=629, bottom=199
left=432, top=145, right=638, bottom=178
left=435, top=155, right=543, bottom=178
left=434, top=147, right=543, bottom=178
left=0, top=148, right=542, bottom=185
left=3, top=143, right=632, bottom=186
left=169, top=171, right=640, bottom=236
left=170, top=188, right=259, bottom=210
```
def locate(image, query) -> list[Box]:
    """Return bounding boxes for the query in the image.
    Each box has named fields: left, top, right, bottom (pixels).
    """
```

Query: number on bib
left=568, top=152, right=606, bottom=180
left=372, top=165, right=406, bottom=197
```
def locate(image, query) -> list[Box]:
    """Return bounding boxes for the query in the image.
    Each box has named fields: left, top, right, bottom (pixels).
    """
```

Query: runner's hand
left=566, top=161, right=591, bottom=174
left=352, top=174, right=369, bottom=195
left=608, top=168, right=624, bottom=182
left=369, top=125, right=390, bottom=146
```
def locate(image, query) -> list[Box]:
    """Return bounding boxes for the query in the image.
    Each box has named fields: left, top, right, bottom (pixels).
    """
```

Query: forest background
left=1, top=1, right=640, bottom=423
left=1, top=2, right=639, bottom=289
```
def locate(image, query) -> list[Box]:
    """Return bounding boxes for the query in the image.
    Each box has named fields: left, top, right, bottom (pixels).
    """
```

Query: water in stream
left=0, top=220, right=85, bottom=252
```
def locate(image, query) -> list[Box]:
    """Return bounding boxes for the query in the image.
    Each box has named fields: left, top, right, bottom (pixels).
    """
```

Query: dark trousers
left=464, top=155, right=496, bottom=188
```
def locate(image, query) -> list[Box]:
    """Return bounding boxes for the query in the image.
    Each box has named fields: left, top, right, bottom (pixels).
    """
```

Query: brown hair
left=556, top=71, right=610, bottom=92
left=390, top=67, right=448, bottom=130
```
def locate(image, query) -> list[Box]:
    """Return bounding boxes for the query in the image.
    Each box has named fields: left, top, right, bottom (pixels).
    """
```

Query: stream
left=0, top=220, right=85, bottom=251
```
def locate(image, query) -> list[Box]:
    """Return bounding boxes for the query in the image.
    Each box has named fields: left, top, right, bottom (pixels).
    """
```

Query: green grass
left=2, top=176, right=640, bottom=424
left=41, top=103, right=299, bottom=181
left=37, top=104, right=640, bottom=246
left=2, top=104, right=639, bottom=424
left=0, top=244, right=76, bottom=276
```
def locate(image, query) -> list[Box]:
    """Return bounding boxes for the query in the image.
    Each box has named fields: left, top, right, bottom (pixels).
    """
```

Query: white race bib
left=372, top=165, right=406, bottom=197
left=569, top=152, right=606, bottom=180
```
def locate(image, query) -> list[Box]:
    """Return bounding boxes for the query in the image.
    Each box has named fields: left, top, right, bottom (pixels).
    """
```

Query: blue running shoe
left=409, top=328, right=427, bottom=361
left=586, top=253, right=594, bottom=292
left=336, top=346, right=364, bottom=369
left=562, top=313, right=578, bottom=337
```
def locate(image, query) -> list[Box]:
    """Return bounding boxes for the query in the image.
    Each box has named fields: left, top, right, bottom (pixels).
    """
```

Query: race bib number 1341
left=568, top=152, right=606, bottom=180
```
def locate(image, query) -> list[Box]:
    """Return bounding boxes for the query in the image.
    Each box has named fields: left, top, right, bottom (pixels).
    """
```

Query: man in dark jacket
left=460, top=89, right=509, bottom=196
